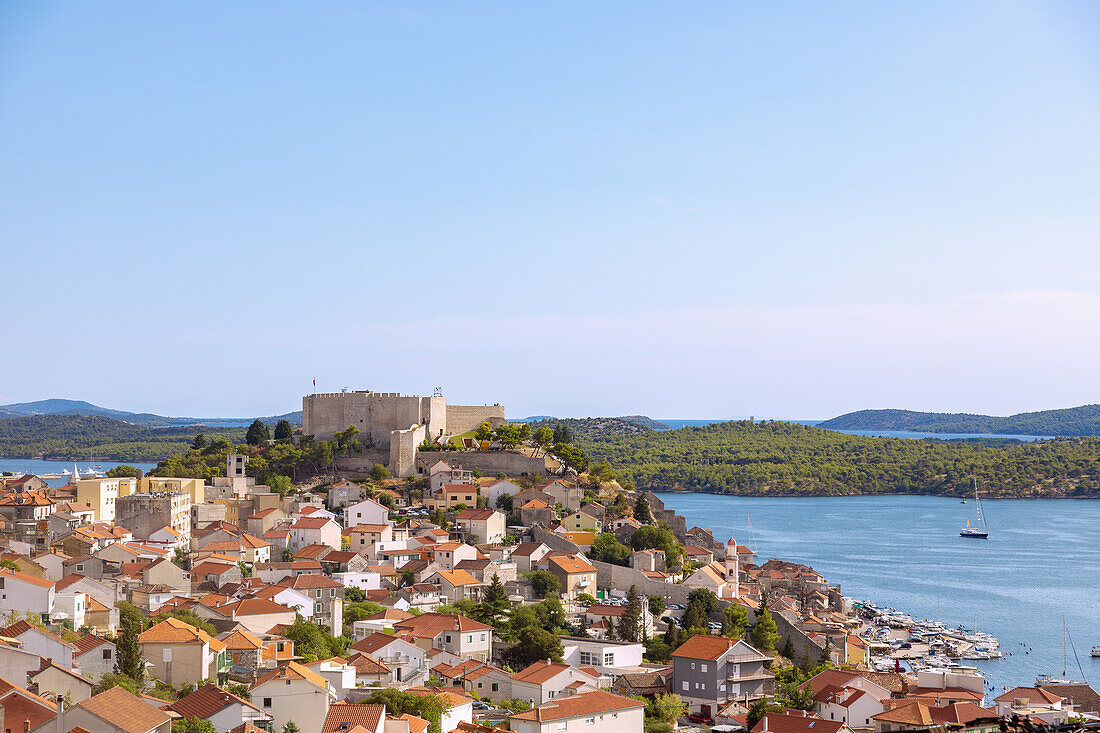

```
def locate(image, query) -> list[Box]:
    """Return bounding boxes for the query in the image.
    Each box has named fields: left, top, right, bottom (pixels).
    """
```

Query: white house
left=251, top=661, right=336, bottom=733
left=0, top=620, right=76, bottom=669
left=509, top=690, right=645, bottom=733
left=350, top=633, right=427, bottom=684
left=332, top=571, right=381, bottom=593
left=167, top=683, right=271, bottom=732
left=561, top=637, right=644, bottom=673
left=0, top=569, right=55, bottom=623
left=510, top=660, right=600, bottom=704
left=344, top=497, right=390, bottom=528
left=288, top=517, right=342, bottom=551
left=305, top=657, right=358, bottom=701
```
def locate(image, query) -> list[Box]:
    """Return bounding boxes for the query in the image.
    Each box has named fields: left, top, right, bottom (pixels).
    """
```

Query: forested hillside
left=0, top=415, right=245, bottom=461
left=574, top=419, right=1100, bottom=498
left=819, top=405, right=1100, bottom=436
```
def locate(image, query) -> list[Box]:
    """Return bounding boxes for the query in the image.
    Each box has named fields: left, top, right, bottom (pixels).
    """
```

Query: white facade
left=332, top=571, right=381, bottom=592
left=561, top=638, right=644, bottom=672
left=344, top=497, right=390, bottom=528
left=310, top=658, right=357, bottom=701
left=510, top=703, right=644, bottom=733
left=254, top=674, right=335, bottom=733
left=0, top=571, right=55, bottom=622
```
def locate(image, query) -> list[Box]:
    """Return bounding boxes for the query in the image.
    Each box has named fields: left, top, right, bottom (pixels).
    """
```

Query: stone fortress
left=302, top=389, right=508, bottom=477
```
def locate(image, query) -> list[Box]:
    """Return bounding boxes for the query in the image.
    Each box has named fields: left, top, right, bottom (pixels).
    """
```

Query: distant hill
left=527, top=416, right=661, bottom=439
left=0, top=398, right=300, bottom=428
left=522, top=415, right=670, bottom=431
left=819, top=405, right=1100, bottom=437
left=0, top=414, right=245, bottom=461
left=616, top=415, right=671, bottom=430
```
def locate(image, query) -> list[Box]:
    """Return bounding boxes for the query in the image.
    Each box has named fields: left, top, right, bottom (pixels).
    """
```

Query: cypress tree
left=115, top=602, right=145, bottom=683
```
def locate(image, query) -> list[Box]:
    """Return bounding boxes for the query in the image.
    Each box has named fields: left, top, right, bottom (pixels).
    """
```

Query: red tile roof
left=510, top=690, right=643, bottom=722
left=320, top=702, right=386, bottom=733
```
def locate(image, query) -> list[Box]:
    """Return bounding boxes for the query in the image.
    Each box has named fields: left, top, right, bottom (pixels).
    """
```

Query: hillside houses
left=0, top=459, right=1060, bottom=733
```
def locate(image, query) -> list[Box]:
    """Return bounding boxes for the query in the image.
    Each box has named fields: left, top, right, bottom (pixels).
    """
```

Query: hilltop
left=819, top=404, right=1100, bottom=437
left=0, top=398, right=301, bottom=428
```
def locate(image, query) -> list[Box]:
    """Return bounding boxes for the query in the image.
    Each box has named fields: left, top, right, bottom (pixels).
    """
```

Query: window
left=481, top=633, right=486, bottom=641
left=102, top=649, right=112, bottom=660
left=446, top=635, right=452, bottom=643
left=330, top=589, right=336, bottom=597
left=691, top=662, right=696, bottom=669
left=603, top=653, right=613, bottom=666
left=263, top=698, right=272, bottom=707
left=579, top=651, right=594, bottom=666
left=492, top=683, right=499, bottom=692
left=315, top=603, right=322, bottom=612
left=557, top=725, right=567, bottom=732
left=701, top=664, right=707, bottom=673
left=585, top=718, right=595, bottom=725
left=682, top=682, right=689, bottom=691
left=468, top=635, right=473, bottom=643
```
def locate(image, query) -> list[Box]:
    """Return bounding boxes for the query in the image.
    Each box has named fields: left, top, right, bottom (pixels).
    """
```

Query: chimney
left=23, top=719, right=29, bottom=733
left=762, top=716, right=768, bottom=732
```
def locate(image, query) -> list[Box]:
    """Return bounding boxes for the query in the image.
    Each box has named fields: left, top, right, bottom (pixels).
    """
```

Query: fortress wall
left=303, top=393, right=372, bottom=441
left=413, top=450, right=549, bottom=477
left=447, top=405, right=507, bottom=435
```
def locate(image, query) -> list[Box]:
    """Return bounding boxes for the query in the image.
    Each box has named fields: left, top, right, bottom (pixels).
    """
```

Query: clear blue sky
left=2, top=2, right=1098, bottom=419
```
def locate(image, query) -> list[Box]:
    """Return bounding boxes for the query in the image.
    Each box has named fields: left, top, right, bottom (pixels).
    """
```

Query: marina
left=855, top=601, right=1003, bottom=676
left=658, top=491, right=1100, bottom=693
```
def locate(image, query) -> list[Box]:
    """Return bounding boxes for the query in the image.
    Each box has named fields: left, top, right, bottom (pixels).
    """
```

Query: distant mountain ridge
left=819, top=404, right=1100, bottom=437
left=0, top=398, right=300, bottom=428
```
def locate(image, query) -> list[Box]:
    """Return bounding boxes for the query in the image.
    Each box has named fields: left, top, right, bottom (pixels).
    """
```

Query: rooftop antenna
left=341, top=386, right=349, bottom=393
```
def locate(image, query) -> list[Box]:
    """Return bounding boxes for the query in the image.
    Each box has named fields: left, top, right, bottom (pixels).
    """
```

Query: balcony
left=728, top=670, right=775, bottom=683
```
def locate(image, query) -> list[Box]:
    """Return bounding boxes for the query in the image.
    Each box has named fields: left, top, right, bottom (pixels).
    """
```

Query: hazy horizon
left=2, top=3, right=1098, bottom=418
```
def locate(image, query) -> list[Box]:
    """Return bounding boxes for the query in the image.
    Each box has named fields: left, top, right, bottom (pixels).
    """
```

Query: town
left=0, top=388, right=1094, bottom=733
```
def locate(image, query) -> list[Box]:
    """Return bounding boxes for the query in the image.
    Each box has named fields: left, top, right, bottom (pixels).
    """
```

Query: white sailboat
left=960, top=479, right=988, bottom=538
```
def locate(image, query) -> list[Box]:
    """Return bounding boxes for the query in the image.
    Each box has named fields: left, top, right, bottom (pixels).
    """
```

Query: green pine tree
left=751, top=605, right=779, bottom=652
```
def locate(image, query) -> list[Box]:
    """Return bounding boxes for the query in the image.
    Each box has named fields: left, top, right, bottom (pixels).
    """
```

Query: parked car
left=688, top=713, right=714, bottom=725
left=472, top=701, right=490, bottom=710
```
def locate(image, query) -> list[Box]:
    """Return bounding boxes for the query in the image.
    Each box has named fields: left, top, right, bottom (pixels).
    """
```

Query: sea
left=657, top=492, right=1100, bottom=694
left=0, top=459, right=158, bottom=488
left=657, top=418, right=1048, bottom=441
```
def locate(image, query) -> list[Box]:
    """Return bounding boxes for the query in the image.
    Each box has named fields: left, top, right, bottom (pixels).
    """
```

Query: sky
left=1, top=2, right=1099, bottom=420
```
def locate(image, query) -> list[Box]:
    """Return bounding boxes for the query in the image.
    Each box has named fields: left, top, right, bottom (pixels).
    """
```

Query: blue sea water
left=657, top=492, right=1100, bottom=694
left=0, top=459, right=158, bottom=488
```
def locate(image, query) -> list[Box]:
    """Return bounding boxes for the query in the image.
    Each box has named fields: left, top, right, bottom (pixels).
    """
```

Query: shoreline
left=650, top=488, right=1100, bottom=500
